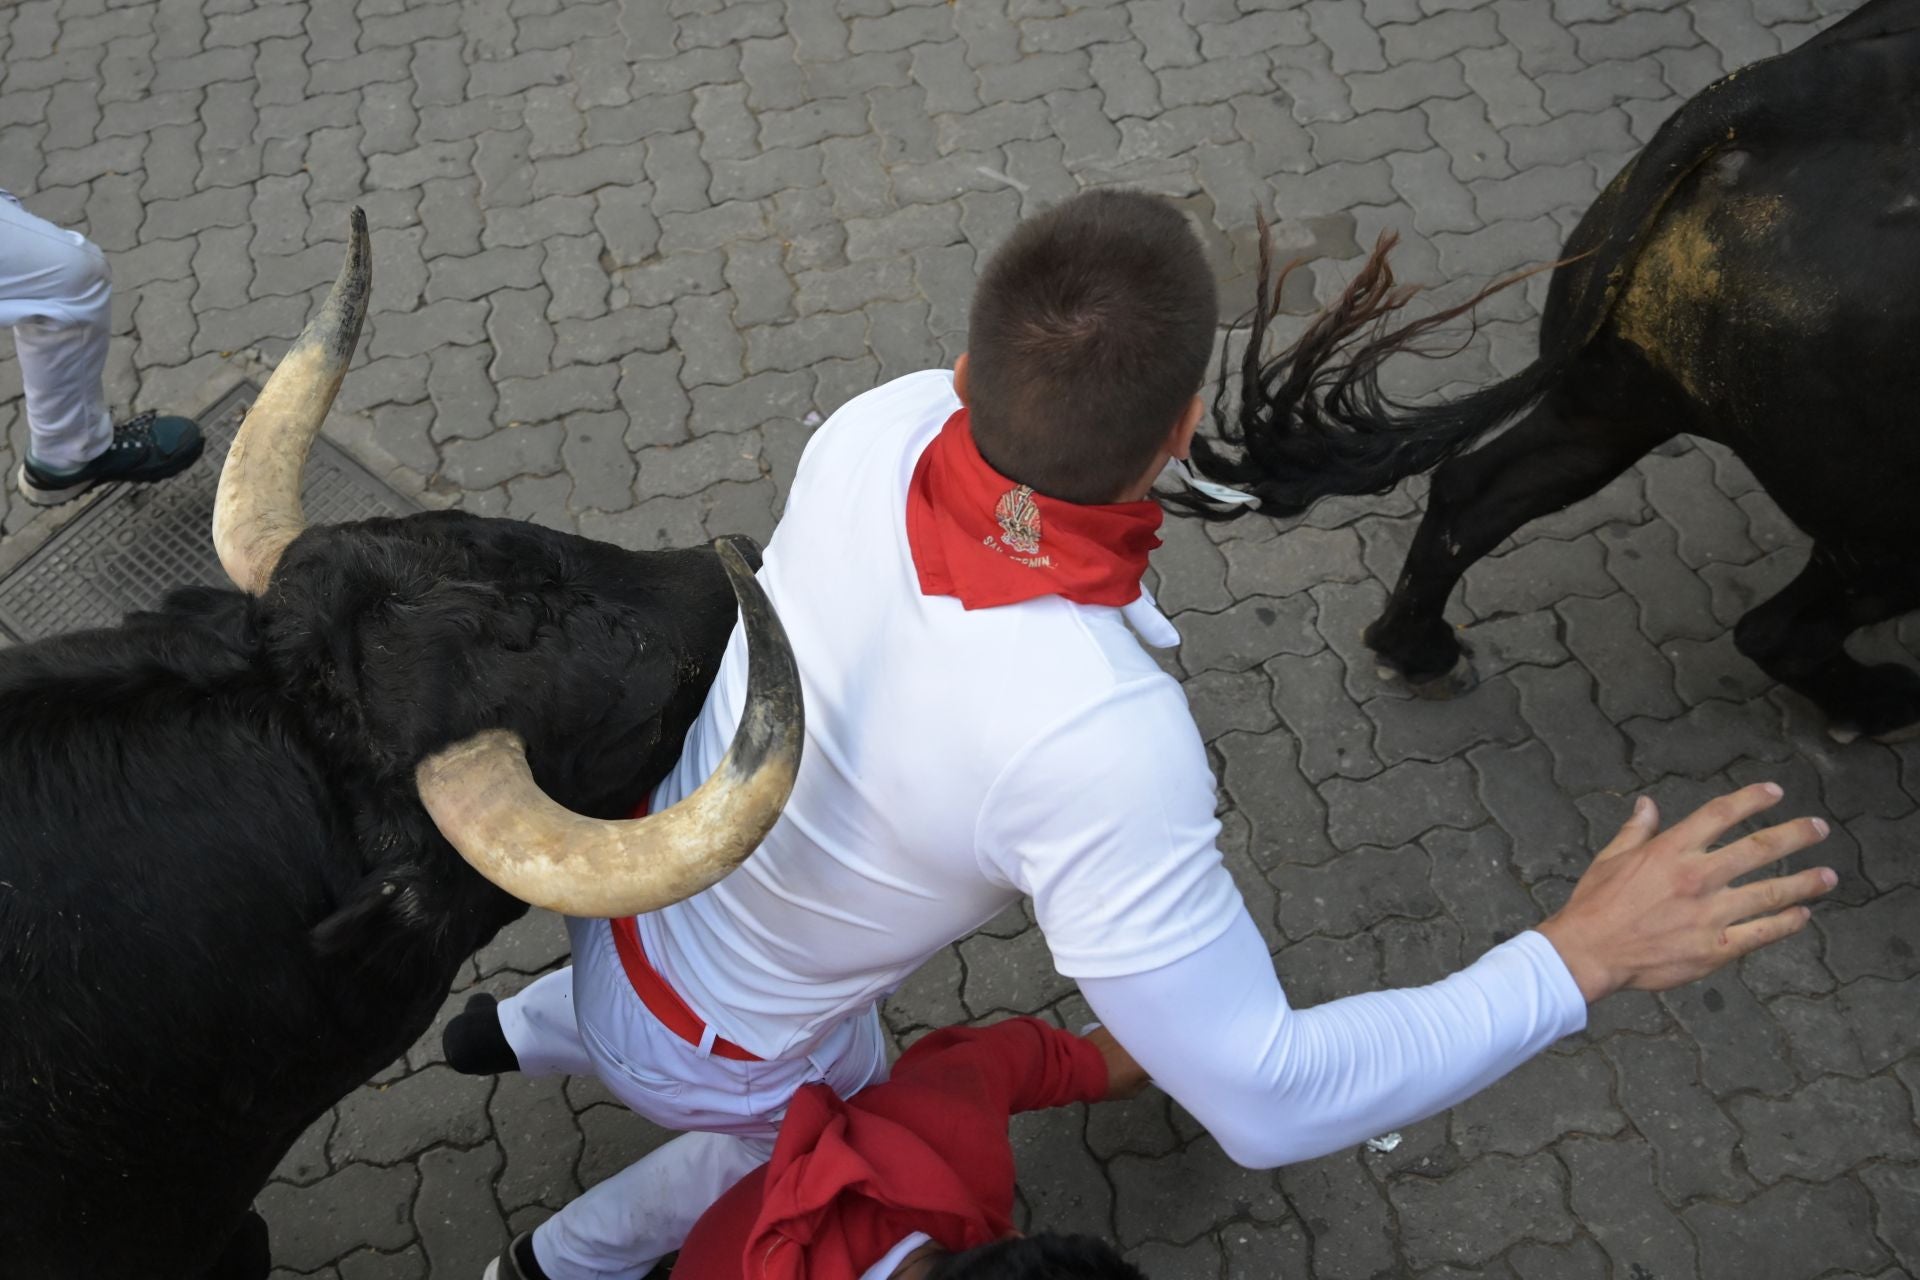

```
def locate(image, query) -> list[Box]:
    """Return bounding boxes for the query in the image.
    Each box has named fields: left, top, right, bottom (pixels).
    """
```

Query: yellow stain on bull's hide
left=1613, top=198, right=1723, bottom=402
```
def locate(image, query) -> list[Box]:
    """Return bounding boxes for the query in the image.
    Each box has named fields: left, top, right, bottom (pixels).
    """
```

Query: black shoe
left=443, top=992, right=520, bottom=1075
left=17, top=410, right=205, bottom=506
left=484, top=1231, right=551, bottom=1280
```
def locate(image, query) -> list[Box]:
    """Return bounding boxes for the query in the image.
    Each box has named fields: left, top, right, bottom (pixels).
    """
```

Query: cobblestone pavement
left=5, top=0, right=1919, bottom=1277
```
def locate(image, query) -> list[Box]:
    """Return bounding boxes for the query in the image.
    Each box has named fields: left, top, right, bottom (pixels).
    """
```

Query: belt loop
left=696, top=1024, right=718, bottom=1060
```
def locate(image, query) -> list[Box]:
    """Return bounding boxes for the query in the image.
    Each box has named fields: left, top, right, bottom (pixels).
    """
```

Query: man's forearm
left=1080, top=911, right=1586, bottom=1169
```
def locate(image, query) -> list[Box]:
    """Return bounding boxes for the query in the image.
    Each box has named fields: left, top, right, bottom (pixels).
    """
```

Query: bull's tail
left=1176, top=224, right=1564, bottom=519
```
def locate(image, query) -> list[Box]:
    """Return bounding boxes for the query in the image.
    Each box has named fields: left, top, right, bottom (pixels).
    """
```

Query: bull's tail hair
left=1175, top=221, right=1566, bottom=519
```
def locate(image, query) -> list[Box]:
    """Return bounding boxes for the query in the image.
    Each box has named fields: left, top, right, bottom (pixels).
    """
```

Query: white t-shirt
left=646, top=369, right=1241, bottom=1058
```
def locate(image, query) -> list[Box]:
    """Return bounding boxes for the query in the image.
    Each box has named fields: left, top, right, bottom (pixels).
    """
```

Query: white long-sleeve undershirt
left=1080, top=911, right=1589, bottom=1169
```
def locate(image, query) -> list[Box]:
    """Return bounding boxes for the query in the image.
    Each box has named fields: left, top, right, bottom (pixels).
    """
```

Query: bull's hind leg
left=1366, top=399, right=1669, bottom=683
left=202, top=1210, right=270, bottom=1280
left=1734, top=543, right=1920, bottom=740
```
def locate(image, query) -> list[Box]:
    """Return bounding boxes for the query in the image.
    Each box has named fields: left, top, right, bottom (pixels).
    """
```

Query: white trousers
left=0, top=192, right=113, bottom=470
left=499, top=916, right=890, bottom=1280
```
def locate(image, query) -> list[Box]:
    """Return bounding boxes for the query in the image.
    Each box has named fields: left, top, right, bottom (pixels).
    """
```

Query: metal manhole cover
left=0, top=383, right=416, bottom=643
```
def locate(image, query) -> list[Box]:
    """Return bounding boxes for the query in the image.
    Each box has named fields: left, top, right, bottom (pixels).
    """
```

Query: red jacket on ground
left=673, top=1018, right=1111, bottom=1280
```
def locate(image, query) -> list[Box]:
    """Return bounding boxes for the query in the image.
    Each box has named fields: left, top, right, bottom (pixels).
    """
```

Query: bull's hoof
left=1374, top=654, right=1477, bottom=701
left=1836, top=719, right=1920, bottom=746
left=1411, top=655, right=1477, bottom=701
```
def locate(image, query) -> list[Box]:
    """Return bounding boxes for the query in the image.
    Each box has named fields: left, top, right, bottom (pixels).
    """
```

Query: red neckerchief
left=905, top=409, right=1163, bottom=610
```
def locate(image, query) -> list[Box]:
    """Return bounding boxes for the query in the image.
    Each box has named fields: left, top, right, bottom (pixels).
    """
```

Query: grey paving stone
left=540, top=233, right=610, bottom=321
left=1010, top=1104, right=1111, bottom=1238
left=881, top=942, right=967, bottom=1033
left=1179, top=594, right=1320, bottom=676
left=1389, top=1151, right=1574, bottom=1268
left=1271, top=841, right=1438, bottom=939
left=1278, top=1152, right=1401, bottom=1277
left=744, top=311, right=868, bottom=373
left=1603, top=1032, right=1754, bottom=1202
left=1217, top=727, right=1340, bottom=869
left=1181, top=666, right=1280, bottom=744
left=1222, top=525, right=1368, bottom=599
left=1733, top=1073, right=1920, bottom=1185
left=1818, top=886, right=1920, bottom=984
left=414, top=1143, right=505, bottom=1280
left=274, top=1110, right=336, bottom=1189
left=671, top=293, right=746, bottom=389
left=1148, top=517, right=1233, bottom=617
left=1508, top=662, right=1639, bottom=794
left=958, top=924, right=1073, bottom=1016
left=1322, top=757, right=1482, bottom=849
left=633, top=431, right=764, bottom=502
left=1561, top=1136, right=1700, bottom=1280
left=256, top=1164, right=421, bottom=1273
left=1452, top=1045, right=1625, bottom=1159
left=483, top=291, right=560, bottom=385
left=1112, top=1138, right=1286, bottom=1248
left=490, top=1071, right=582, bottom=1213
left=1367, top=674, right=1527, bottom=765
left=1377, top=909, right=1466, bottom=986
left=1686, top=1176, right=1889, bottom=1280
left=1423, top=824, right=1544, bottom=955
left=1858, top=1160, right=1920, bottom=1277
left=1468, top=737, right=1592, bottom=883
left=1660, top=969, right=1798, bottom=1098
left=328, top=1065, right=494, bottom=1167
left=441, top=421, right=565, bottom=488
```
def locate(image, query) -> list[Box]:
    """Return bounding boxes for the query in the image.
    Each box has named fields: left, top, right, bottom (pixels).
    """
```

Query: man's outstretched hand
left=1538, top=782, right=1837, bottom=1003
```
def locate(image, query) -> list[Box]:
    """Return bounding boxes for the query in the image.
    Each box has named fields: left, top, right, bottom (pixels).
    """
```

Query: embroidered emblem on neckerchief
left=994, top=484, right=1042, bottom=556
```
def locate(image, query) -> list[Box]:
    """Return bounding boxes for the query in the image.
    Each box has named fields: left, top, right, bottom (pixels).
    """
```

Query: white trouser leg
left=0, top=192, right=112, bottom=470
left=523, top=915, right=893, bottom=1279
left=498, top=967, right=597, bottom=1078
left=531, top=1131, right=772, bottom=1280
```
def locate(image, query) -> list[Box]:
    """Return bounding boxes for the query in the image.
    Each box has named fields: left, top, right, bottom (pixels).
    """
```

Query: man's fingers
left=1595, top=794, right=1660, bottom=863
left=1719, top=904, right=1815, bottom=959
left=1714, top=864, right=1838, bottom=924
left=1707, top=816, right=1831, bottom=888
left=1664, top=782, right=1785, bottom=852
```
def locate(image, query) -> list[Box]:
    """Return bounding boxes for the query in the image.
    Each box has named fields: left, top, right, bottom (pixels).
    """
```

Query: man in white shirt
left=463, top=190, right=1836, bottom=1280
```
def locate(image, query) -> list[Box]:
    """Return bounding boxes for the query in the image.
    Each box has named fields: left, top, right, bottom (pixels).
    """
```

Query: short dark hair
left=926, top=1234, right=1149, bottom=1280
left=966, top=189, right=1218, bottom=505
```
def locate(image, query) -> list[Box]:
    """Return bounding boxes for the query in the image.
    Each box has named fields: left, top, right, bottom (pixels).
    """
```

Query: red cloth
left=905, top=409, right=1163, bottom=610
left=673, top=1018, right=1111, bottom=1280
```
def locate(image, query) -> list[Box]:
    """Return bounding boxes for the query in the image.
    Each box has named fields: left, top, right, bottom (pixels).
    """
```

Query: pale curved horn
left=414, top=537, right=805, bottom=918
left=213, top=208, right=371, bottom=595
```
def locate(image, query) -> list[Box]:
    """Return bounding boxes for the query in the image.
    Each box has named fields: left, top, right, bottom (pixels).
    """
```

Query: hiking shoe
left=17, top=410, right=204, bottom=506
left=482, top=1232, right=550, bottom=1280
left=443, top=992, right=521, bottom=1076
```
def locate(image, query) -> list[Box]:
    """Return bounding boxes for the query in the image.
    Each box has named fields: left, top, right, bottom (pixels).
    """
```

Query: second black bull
left=1187, top=0, right=1920, bottom=741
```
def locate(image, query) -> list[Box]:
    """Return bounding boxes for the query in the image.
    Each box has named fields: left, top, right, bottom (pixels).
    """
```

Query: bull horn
left=213, top=208, right=371, bottom=595
left=414, top=537, right=805, bottom=918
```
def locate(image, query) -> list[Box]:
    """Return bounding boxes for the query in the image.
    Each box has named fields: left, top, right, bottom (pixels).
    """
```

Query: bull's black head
left=260, top=512, right=738, bottom=823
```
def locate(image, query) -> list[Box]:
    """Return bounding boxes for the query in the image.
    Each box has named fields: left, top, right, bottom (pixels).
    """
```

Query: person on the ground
left=456, top=189, right=1837, bottom=1280
left=1, top=191, right=201, bottom=506
left=490, top=1017, right=1149, bottom=1280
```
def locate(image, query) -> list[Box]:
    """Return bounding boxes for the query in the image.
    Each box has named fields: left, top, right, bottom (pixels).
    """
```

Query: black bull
left=0, top=221, right=802, bottom=1279
left=1187, top=0, right=1920, bottom=740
